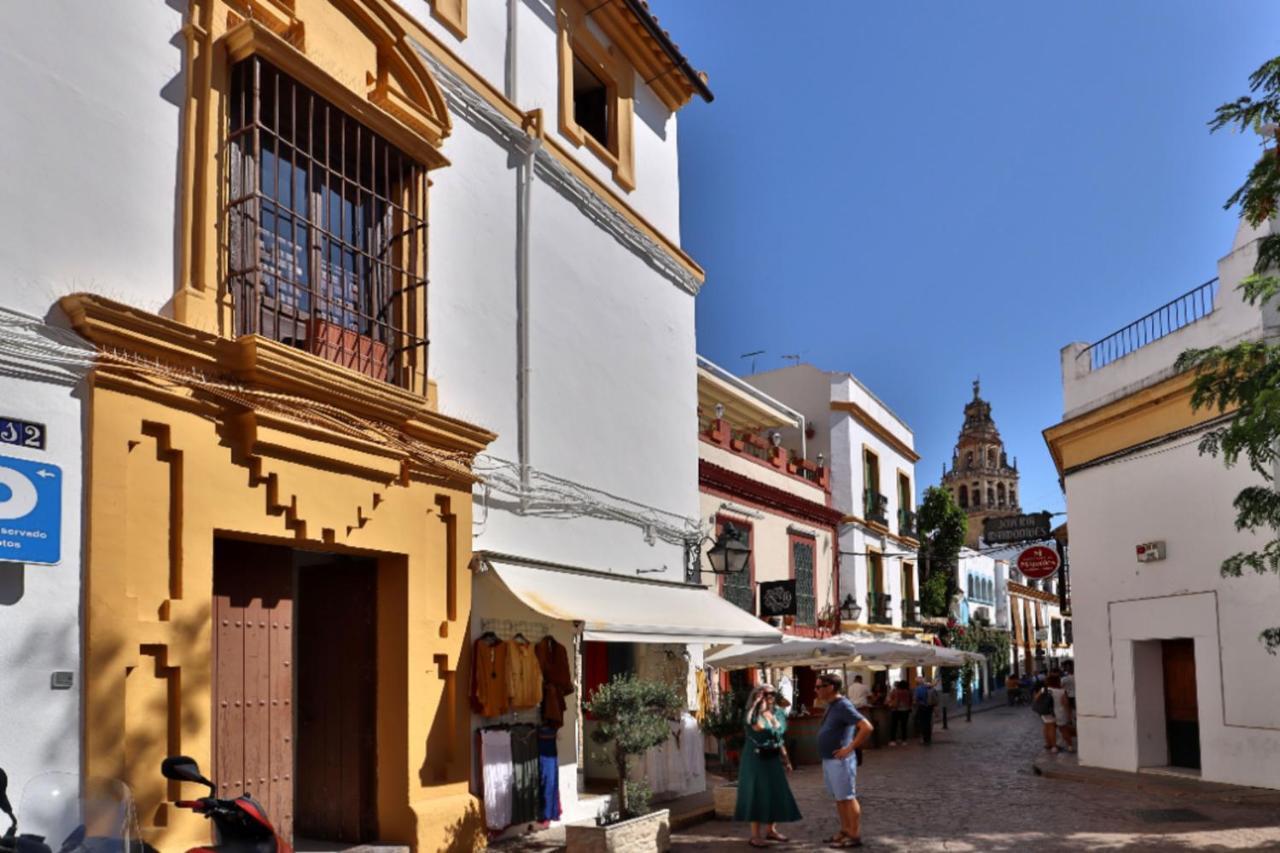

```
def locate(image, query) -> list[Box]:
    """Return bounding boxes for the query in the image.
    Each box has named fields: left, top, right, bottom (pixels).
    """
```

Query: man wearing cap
left=814, top=673, right=873, bottom=848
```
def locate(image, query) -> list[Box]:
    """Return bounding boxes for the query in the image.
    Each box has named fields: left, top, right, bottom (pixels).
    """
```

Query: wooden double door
left=213, top=540, right=378, bottom=844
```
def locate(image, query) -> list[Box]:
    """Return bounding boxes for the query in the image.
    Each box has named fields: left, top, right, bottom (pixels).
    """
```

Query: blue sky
left=659, top=1, right=1280, bottom=516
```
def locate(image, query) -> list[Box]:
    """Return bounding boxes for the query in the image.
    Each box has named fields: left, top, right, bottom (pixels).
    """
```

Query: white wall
left=409, top=0, right=684, bottom=237
left=0, top=0, right=184, bottom=798
left=1066, top=440, right=1280, bottom=788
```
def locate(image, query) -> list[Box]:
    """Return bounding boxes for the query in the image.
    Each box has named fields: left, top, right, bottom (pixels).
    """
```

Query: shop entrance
left=213, top=540, right=378, bottom=845
left=1161, top=638, right=1201, bottom=770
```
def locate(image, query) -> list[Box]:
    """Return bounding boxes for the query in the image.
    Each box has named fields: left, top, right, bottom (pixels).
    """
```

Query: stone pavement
left=676, top=706, right=1280, bottom=852
left=494, top=706, right=1280, bottom=852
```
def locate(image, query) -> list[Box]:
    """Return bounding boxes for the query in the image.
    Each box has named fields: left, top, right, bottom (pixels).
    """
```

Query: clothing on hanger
left=537, top=726, right=561, bottom=823
left=480, top=728, right=514, bottom=831
left=508, top=639, right=544, bottom=710
left=473, top=636, right=511, bottom=717
left=695, top=669, right=710, bottom=723
left=510, top=723, right=540, bottom=825
left=535, top=636, right=574, bottom=729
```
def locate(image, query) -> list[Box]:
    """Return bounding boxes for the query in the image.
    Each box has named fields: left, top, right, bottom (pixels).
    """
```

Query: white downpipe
left=505, top=0, right=518, bottom=102
left=517, top=134, right=540, bottom=505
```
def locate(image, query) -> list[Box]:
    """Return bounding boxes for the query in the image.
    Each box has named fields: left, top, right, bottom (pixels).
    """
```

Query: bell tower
left=940, top=380, right=1021, bottom=547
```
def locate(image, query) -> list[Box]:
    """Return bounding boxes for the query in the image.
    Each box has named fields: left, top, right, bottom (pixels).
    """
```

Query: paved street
left=676, top=706, right=1280, bottom=852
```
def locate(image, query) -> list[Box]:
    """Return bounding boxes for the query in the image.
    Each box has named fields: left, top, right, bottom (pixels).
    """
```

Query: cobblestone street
left=676, top=706, right=1280, bottom=852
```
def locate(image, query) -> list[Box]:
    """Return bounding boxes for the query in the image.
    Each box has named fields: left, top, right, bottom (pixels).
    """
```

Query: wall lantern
left=705, top=523, right=751, bottom=575
left=840, top=593, right=863, bottom=622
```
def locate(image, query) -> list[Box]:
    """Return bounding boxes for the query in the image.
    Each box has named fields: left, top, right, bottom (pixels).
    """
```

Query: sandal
left=748, top=840, right=772, bottom=848
left=824, top=833, right=850, bottom=844
left=832, top=839, right=863, bottom=849
left=766, top=831, right=789, bottom=842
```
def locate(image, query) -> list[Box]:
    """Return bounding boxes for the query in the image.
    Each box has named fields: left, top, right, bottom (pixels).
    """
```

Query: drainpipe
left=516, top=125, right=541, bottom=508
left=505, top=0, right=518, bottom=102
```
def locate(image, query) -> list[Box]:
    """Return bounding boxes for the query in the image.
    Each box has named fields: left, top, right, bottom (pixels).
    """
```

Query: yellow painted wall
left=83, top=371, right=486, bottom=852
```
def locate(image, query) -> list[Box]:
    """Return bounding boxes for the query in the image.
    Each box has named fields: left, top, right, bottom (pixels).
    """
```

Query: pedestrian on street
left=1005, top=672, right=1021, bottom=706
left=815, top=673, right=873, bottom=848
left=1061, top=662, right=1077, bottom=725
left=887, top=680, right=912, bottom=746
left=1033, top=673, right=1075, bottom=753
left=734, top=683, right=802, bottom=847
left=847, top=674, right=871, bottom=766
left=912, top=677, right=938, bottom=745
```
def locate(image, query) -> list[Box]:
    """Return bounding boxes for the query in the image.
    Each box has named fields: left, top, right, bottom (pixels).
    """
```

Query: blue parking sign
left=0, top=454, right=61, bottom=565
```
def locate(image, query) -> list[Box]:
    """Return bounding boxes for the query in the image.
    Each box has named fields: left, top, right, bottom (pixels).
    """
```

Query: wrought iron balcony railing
left=1079, top=277, right=1219, bottom=371
left=867, top=591, right=893, bottom=625
left=898, top=509, right=918, bottom=539
left=864, top=490, right=889, bottom=525
left=902, top=598, right=921, bottom=627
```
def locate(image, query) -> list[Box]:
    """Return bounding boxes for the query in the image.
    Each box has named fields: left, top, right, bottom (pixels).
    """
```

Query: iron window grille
left=225, top=56, right=429, bottom=390
left=791, top=539, right=816, bottom=625
left=720, top=526, right=754, bottom=613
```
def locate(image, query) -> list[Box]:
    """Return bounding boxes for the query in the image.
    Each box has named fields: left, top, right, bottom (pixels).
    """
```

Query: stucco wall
left=1065, top=440, right=1280, bottom=789
left=0, top=0, right=185, bottom=798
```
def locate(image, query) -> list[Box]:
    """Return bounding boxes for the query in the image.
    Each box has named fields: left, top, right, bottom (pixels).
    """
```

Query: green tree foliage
left=916, top=486, right=968, bottom=617
left=1175, top=56, right=1280, bottom=653
left=583, top=674, right=685, bottom=817
left=950, top=621, right=1013, bottom=699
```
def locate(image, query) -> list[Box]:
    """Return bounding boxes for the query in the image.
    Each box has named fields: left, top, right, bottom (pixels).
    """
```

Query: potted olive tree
left=699, top=690, right=746, bottom=819
left=567, top=674, right=684, bottom=853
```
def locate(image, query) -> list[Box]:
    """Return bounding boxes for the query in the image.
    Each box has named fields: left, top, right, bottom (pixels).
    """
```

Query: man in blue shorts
left=815, top=673, right=874, bottom=847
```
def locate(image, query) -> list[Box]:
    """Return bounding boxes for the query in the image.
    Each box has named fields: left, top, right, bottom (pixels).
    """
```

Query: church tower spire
left=940, top=382, right=1020, bottom=547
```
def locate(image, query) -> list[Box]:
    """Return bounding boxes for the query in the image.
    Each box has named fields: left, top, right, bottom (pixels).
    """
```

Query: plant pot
left=565, top=809, right=671, bottom=853
left=305, top=318, right=389, bottom=382
left=712, top=783, right=737, bottom=819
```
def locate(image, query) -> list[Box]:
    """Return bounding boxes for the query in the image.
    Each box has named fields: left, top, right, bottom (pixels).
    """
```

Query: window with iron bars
left=791, top=538, right=816, bottom=625
left=225, top=57, right=429, bottom=390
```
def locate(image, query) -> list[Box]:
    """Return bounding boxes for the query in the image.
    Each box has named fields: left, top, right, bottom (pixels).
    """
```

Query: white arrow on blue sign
left=0, top=454, right=61, bottom=565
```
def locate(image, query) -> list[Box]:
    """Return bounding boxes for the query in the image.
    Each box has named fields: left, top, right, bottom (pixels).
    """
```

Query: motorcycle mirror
left=160, top=757, right=214, bottom=790
left=54, top=826, right=84, bottom=853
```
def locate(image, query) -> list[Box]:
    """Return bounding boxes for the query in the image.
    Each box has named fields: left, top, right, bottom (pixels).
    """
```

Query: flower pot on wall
left=565, top=809, right=671, bottom=853
left=305, top=318, right=389, bottom=382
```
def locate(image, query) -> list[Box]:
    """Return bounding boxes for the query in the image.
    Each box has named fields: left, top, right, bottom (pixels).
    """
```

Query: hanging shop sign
left=1015, top=544, right=1060, bottom=581
left=0, top=454, right=62, bottom=565
left=0, top=417, right=46, bottom=450
left=983, top=511, right=1052, bottom=545
left=759, top=579, right=797, bottom=617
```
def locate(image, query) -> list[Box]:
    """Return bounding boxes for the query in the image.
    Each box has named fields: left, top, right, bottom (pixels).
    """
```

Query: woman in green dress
left=734, top=683, right=802, bottom=846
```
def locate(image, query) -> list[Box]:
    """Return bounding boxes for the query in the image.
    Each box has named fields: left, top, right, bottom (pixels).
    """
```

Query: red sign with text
left=1016, top=545, right=1061, bottom=580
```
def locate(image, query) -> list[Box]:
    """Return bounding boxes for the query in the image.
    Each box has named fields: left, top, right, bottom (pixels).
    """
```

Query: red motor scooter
left=161, top=757, right=291, bottom=853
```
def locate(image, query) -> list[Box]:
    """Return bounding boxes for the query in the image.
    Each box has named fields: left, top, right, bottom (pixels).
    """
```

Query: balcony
left=898, top=508, right=918, bottom=539
left=901, top=598, right=921, bottom=628
left=867, top=591, right=893, bottom=625
left=1079, top=277, right=1219, bottom=371
left=864, top=490, right=889, bottom=525
left=698, top=413, right=831, bottom=492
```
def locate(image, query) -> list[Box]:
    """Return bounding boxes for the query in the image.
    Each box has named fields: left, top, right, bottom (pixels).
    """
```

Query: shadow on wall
left=0, top=563, right=23, bottom=605
left=436, top=798, right=486, bottom=853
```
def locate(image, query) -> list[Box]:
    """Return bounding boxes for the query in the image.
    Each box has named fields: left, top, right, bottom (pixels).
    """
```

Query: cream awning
left=478, top=553, right=781, bottom=645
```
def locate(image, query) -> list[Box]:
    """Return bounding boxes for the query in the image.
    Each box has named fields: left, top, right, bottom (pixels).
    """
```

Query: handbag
left=754, top=745, right=781, bottom=759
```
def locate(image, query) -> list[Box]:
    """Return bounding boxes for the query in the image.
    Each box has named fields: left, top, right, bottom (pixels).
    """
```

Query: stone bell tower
left=940, top=380, right=1020, bottom=547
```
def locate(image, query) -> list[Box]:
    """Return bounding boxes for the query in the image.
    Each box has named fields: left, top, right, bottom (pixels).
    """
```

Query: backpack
left=1032, top=689, right=1054, bottom=715
left=927, top=687, right=939, bottom=707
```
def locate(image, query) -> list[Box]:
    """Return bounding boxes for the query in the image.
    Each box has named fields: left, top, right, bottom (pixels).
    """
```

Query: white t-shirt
left=1062, top=674, right=1075, bottom=699
left=847, top=681, right=871, bottom=707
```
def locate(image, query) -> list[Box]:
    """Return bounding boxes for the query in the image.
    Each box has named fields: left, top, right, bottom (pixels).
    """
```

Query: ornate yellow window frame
left=174, top=0, right=453, bottom=355
left=556, top=0, right=636, bottom=192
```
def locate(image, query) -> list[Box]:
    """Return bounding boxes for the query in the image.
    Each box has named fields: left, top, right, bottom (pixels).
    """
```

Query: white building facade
left=1046, top=218, right=1280, bottom=789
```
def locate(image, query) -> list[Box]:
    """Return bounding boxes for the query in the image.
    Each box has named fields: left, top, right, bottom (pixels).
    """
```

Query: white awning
left=478, top=554, right=781, bottom=645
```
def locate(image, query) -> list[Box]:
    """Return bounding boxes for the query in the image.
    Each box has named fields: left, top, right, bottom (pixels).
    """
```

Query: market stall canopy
left=478, top=553, right=782, bottom=645
left=704, top=637, right=861, bottom=670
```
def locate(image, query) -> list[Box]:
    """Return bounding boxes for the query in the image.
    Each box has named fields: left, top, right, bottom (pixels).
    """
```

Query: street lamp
left=839, top=593, right=863, bottom=622
left=705, top=522, right=751, bottom=575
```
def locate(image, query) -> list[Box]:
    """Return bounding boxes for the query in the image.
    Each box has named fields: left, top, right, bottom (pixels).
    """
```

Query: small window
left=958, top=485, right=968, bottom=508
left=572, top=55, right=609, bottom=148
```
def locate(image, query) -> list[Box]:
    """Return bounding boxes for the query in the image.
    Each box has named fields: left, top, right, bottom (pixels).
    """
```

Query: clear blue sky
left=659, top=1, right=1280, bottom=516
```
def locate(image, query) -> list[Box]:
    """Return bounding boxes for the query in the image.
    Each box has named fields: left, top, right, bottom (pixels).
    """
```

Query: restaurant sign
left=759, top=579, right=797, bottom=617
left=983, top=511, right=1053, bottom=545
left=1015, top=544, right=1061, bottom=581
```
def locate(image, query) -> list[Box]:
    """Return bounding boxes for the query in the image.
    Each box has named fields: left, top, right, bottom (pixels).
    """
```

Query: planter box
left=305, top=319, right=389, bottom=382
left=565, top=809, right=671, bottom=853
left=711, top=783, right=737, bottom=819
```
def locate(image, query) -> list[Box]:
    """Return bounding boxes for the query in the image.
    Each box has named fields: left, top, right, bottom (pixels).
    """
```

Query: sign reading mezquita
left=940, top=380, right=1021, bottom=547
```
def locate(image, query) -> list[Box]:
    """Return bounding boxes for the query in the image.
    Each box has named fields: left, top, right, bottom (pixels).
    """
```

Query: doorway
left=1161, top=638, right=1201, bottom=770
left=213, top=540, right=378, bottom=846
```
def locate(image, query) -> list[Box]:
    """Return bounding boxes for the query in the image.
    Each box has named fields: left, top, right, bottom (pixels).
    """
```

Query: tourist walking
left=1033, top=673, right=1075, bottom=753
left=733, top=683, right=801, bottom=847
left=912, top=677, right=938, bottom=745
left=814, top=673, right=873, bottom=848
left=887, top=680, right=912, bottom=746
left=1061, top=662, right=1077, bottom=725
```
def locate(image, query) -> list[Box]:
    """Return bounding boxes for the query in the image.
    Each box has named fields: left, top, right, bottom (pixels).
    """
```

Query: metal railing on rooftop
left=1078, top=278, right=1218, bottom=371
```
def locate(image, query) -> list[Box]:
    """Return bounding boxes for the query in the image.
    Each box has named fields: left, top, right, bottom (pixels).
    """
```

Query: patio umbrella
left=704, top=637, right=861, bottom=670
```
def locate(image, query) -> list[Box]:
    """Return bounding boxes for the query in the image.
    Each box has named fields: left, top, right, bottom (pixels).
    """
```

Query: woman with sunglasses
left=733, top=683, right=801, bottom=847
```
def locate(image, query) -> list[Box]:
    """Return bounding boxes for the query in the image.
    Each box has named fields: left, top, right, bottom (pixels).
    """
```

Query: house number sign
left=0, top=417, right=46, bottom=450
